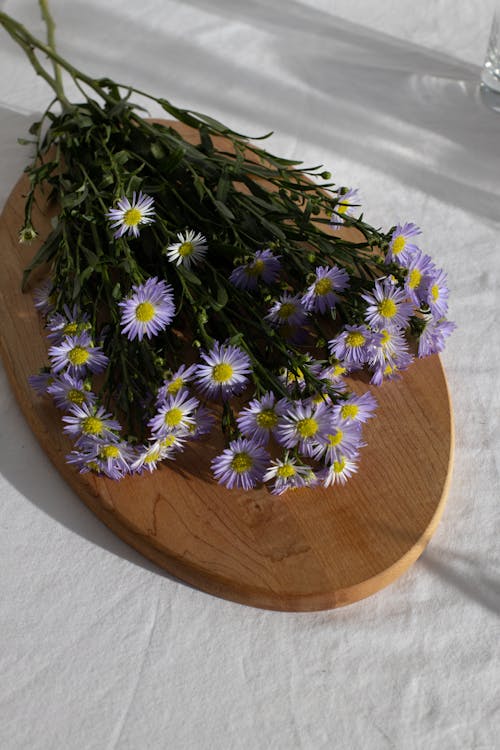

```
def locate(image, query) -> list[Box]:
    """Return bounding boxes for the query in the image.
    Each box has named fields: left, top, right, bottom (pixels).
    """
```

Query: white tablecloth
left=1, top=1, right=499, bottom=748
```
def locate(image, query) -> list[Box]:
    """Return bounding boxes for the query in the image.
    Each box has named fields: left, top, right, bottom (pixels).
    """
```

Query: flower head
left=263, top=455, right=313, bottom=495
left=165, top=230, right=207, bottom=269
left=319, top=455, right=359, bottom=486
left=62, top=403, right=121, bottom=443
left=47, top=372, right=96, bottom=410
left=424, top=267, right=449, bottom=318
left=48, top=331, right=108, bottom=377
left=46, top=304, right=90, bottom=344
left=330, top=188, right=360, bottom=229
left=229, top=249, right=281, bottom=290
left=156, top=364, right=198, bottom=403
left=28, top=370, right=54, bottom=395
left=333, top=391, right=377, bottom=423
left=301, top=265, right=350, bottom=314
left=276, top=400, right=332, bottom=455
left=119, top=277, right=175, bottom=342
left=33, top=277, right=55, bottom=316
left=404, top=250, right=436, bottom=306
left=107, top=191, right=155, bottom=239
left=194, top=341, right=252, bottom=400
left=361, top=277, right=414, bottom=331
left=309, top=418, right=363, bottom=464
left=328, top=325, right=381, bottom=370
left=369, top=327, right=413, bottom=385
left=418, top=315, right=456, bottom=357
left=266, top=292, right=307, bottom=328
left=67, top=436, right=134, bottom=479
left=236, top=392, right=288, bottom=445
left=385, top=223, right=421, bottom=265
left=148, top=390, right=200, bottom=438
left=211, top=437, right=269, bottom=490
left=130, top=437, right=182, bottom=474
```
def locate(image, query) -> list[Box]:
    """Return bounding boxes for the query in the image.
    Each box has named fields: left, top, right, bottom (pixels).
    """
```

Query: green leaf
left=214, top=200, right=235, bottom=222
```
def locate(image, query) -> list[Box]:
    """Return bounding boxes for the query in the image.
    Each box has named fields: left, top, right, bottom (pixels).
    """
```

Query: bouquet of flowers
left=1, top=1, right=454, bottom=494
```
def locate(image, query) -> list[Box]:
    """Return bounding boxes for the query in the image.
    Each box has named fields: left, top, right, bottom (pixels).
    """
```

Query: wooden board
left=0, top=122, right=454, bottom=611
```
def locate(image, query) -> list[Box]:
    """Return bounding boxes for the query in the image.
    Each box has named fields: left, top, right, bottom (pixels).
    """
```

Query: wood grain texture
left=0, top=121, right=454, bottom=611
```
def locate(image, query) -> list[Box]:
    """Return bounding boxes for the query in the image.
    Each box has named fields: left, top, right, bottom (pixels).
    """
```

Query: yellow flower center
left=247, top=259, right=265, bottom=277
left=276, top=464, right=296, bottom=478
left=161, top=435, right=178, bottom=449
left=314, top=277, right=333, bottom=296
left=384, top=363, right=395, bottom=376
left=380, top=329, right=391, bottom=345
left=378, top=299, right=397, bottom=318
left=145, top=448, right=161, bottom=463
left=88, top=461, right=101, bottom=473
left=278, top=302, right=296, bottom=320
left=135, top=301, right=155, bottom=323
left=286, top=368, right=304, bottom=385
left=408, top=268, right=422, bottom=290
left=167, top=377, right=184, bottom=395
left=164, top=407, right=183, bottom=428
left=345, top=332, right=365, bottom=348
left=100, top=445, right=120, bottom=459
left=256, top=409, right=278, bottom=429
left=296, top=417, right=319, bottom=439
left=179, top=241, right=194, bottom=257
left=333, top=457, right=346, bottom=474
left=81, top=416, right=104, bottom=436
left=231, top=452, right=253, bottom=473
left=67, top=388, right=85, bottom=406
left=341, top=403, right=359, bottom=420
left=331, top=364, right=346, bottom=378
left=212, top=363, right=234, bottom=383
left=64, top=322, right=79, bottom=336
left=123, top=207, right=143, bottom=227
left=68, top=346, right=90, bottom=366
left=431, top=284, right=439, bottom=301
left=327, top=429, right=343, bottom=447
left=337, top=201, right=349, bottom=215
left=392, top=236, right=406, bottom=255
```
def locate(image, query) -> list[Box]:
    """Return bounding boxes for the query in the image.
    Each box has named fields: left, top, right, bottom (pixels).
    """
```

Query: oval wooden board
left=0, top=121, right=454, bottom=611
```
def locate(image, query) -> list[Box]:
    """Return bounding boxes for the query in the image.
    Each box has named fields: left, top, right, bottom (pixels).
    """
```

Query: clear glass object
left=482, top=8, right=500, bottom=92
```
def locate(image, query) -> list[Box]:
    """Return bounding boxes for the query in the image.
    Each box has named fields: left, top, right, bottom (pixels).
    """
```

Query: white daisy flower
left=165, top=230, right=207, bottom=269
left=107, top=191, right=155, bottom=239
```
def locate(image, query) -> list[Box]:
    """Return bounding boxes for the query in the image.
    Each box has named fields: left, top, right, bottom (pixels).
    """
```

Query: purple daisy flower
left=148, top=390, right=200, bottom=438
left=33, top=277, right=55, bottom=316
left=188, top=405, right=215, bottom=439
left=276, top=399, right=332, bottom=455
left=263, top=455, right=313, bottom=495
left=229, top=249, right=281, bottom=291
left=211, top=437, right=269, bottom=491
left=418, top=315, right=456, bottom=358
left=165, top=230, right=207, bottom=269
left=385, top=223, right=421, bottom=265
left=48, top=331, right=109, bottom=377
left=266, top=292, right=307, bottom=328
left=330, top=188, right=360, bottom=229
left=47, top=372, right=96, bottom=410
left=67, top=436, right=134, bottom=479
left=156, top=364, right=198, bottom=404
left=46, top=305, right=90, bottom=344
left=236, top=392, right=289, bottom=445
left=119, top=277, right=175, bottom=342
left=194, top=341, right=252, bottom=400
left=362, top=278, right=414, bottom=331
left=301, top=265, right=350, bottom=314
left=369, top=327, right=413, bottom=385
left=107, top=191, right=155, bottom=239
left=328, top=325, right=381, bottom=370
left=62, top=403, right=121, bottom=443
left=130, top=438, right=181, bottom=474
left=333, top=391, right=377, bottom=423
left=309, top=419, right=363, bottom=464
left=404, top=250, right=436, bottom=306
left=28, top=370, right=54, bottom=395
left=424, top=267, right=449, bottom=318
left=319, top=456, right=359, bottom=486
left=319, top=362, right=350, bottom=388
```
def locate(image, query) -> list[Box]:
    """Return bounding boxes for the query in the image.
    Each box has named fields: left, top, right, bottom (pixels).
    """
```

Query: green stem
left=38, top=0, right=70, bottom=108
